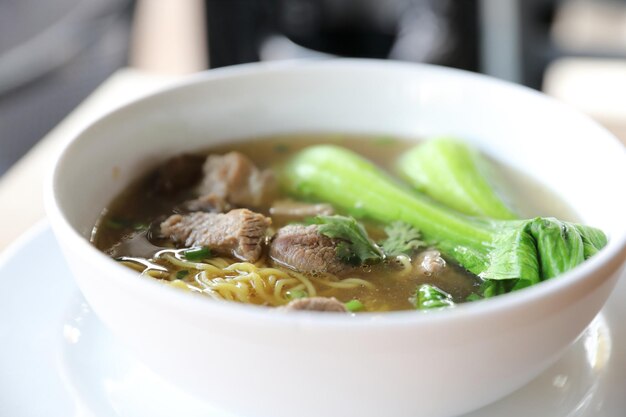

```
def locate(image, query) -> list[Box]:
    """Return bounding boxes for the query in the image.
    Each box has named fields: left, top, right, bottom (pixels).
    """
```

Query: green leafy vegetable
left=465, top=293, right=483, bottom=302
left=175, top=270, right=190, bottom=280
left=285, top=289, right=308, bottom=300
left=105, top=217, right=129, bottom=230
left=345, top=299, right=365, bottom=312
left=380, top=221, right=424, bottom=257
left=310, top=215, right=384, bottom=266
left=416, top=284, right=455, bottom=309
left=278, top=145, right=607, bottom=296
left=397, top=137, right=517, bottom=219
left=182, top=247, right=211, bottom=261
left=133, top=222, right=150, bottom=231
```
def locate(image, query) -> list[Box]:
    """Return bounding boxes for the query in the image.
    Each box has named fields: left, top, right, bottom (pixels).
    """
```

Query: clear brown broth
left=92, top=134, right=576, bottom=312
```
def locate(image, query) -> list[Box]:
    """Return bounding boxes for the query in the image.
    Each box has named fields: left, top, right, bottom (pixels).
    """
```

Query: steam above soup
left=92, top=135, right=605, bottom=312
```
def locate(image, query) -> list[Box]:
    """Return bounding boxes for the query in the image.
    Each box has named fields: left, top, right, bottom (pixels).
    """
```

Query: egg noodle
left=118, top=249, right=408, bottom=306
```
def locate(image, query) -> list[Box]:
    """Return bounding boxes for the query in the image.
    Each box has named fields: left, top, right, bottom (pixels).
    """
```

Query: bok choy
left=397, top=137, right=517, bottom=220
left=278, top=145, right=606, bottom=296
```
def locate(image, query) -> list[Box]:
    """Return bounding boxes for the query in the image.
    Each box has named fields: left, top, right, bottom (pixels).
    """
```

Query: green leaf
left=480, top=220, right=540, bottom=287
left=345, top=299, right=365, bottom=312
left=397, top=137, right=518, bottom=219
left=529, top=218, right=585, bottom=279
left=175, top=270, right=190, bottom=280
left=466, top=293, right=483, bottom=302
left=106, top=217, right=130, bottom=229
left=310, top=215, right=384, bottom=266
left=285, top=289, right=308, bottom=300
left=278, top=145, right=608, bottom=293
left=572, top=224, right=608, bottom=259
left=415, top=284, right=455, bottom=309
left=380, top=221, right=425, bottom=257
left=182, top=247, right=211, bottom=261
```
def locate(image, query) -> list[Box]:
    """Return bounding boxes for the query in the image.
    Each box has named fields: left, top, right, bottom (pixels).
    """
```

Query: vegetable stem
left=278, top=145, right=606, bottom=295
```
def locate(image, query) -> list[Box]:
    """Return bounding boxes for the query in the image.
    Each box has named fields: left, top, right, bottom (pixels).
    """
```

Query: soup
left=92, top=134, right=586, bottom=313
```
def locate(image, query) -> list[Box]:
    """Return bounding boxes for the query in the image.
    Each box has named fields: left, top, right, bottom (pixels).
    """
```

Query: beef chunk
left=198, top=152, right=277, bottom=208
left=283, top=297, right=348, bottom=312
left=160, top=209, right=271, bottom=262
left=183, top=194, right=232, bottom=213
left=269, top=224, right=348, bottom=275
left=417, top=250, right=446, bottom=276
left=152, top=154, right=205, bottom=194
left=269, top=200, right=334, bottom=223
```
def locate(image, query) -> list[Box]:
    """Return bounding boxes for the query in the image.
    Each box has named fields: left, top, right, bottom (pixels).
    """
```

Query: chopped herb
left=285, top=289, right=308, bottom=300
left=106, top=217, right=130, bottom=229
left=380, top=221, right=424, bottom=257
left=274, top=143, right=290, bottom=154
left=182, top=247, right=211, bottom=261
left=133, top=222, right=150, bottom=231
left=415, top=284, right=455, bottom=310
left=465, top=293, right=482, bottom=302
left=310, top=215, right=384, bottom=266
left=175, top=270, right=190, bottom=280
left=345, top=299, right=365, bottom=312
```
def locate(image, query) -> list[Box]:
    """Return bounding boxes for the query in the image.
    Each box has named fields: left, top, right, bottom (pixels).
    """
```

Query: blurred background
left=2, top=0, right=626, bottom=177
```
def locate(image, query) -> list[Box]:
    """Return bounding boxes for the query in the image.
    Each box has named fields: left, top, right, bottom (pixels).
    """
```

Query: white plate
left=1, top=223, right=625, bottom=417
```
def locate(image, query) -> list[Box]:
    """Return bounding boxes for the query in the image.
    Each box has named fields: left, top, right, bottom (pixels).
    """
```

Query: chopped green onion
left=182, top=247, right=211, bottom=261
left=465, top=293, right=482, bottom=302
left=285, top=289, right=308, bottom=300
left=133, top=222, right=150, bottom=231
left=175, top=270, right=190, bottom=280
left=345, top=299, right=365, bottom=312
left=416, top=284, right=455, bottom=310
left=106, top=217, right=129, bottom=229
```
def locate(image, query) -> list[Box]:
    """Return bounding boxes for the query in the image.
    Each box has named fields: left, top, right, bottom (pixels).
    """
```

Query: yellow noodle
left=274, top=277, right=299, bottom=299
left=126, top=252, right=374, bottom=306
left=204, top=257, right=231, bottom=268
left=141, top=269, right=170, bottom=279
left=287, top=270, right=317, bottom=296
left=160, top=254, right=224, bottom=273
left=119, top=261, right=146, bottom=272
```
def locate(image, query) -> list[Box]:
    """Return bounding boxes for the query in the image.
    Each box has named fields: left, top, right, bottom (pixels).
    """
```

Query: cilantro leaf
left=380, top=221, right=424, bottom=257
left=310, top=215, right=384, bottom=266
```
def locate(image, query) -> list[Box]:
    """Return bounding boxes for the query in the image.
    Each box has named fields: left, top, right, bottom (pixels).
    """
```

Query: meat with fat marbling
left=269, top=224, right=349, bottom=275
left=160, top=209, right=271, bottom=262
left=197, top=152, right=277, bottom=208
left=283, top=297, right=348, bottom=312
left=417, top=250, right=446, bottom=276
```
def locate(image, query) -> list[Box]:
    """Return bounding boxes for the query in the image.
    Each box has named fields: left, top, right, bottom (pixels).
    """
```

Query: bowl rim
left=45, top=58, right=626, bottom=328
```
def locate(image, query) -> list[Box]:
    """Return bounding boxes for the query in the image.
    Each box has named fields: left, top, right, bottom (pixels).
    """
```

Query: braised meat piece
left=160, top=209, right=271, bottom=262
left=183, top=193, right=232, bottom=213
left=417, top=250, right=446, bottom=276
left=198, top=152, right=277, bottom=208
left=269, top=224, right=348, bottom=275
left=269, top=200, right=334, bottom=223
left=151, top=154, right=205, bottom=194
left=283, top=297, right=348, bottom=312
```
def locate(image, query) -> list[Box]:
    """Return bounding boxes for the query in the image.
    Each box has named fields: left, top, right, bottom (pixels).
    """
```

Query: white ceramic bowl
left=46, top=60, right=626, bottom=417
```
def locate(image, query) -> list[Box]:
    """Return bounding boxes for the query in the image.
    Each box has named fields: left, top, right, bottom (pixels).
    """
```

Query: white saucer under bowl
left=1, top=223, right=624, bottom=417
